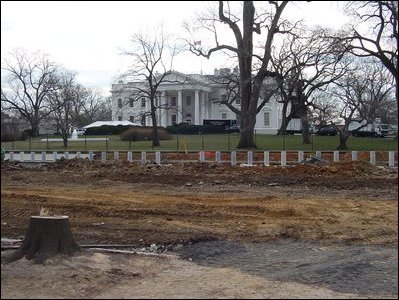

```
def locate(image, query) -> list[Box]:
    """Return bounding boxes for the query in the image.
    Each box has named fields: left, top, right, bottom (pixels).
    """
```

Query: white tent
left=83, top=121, right=142, bottom=129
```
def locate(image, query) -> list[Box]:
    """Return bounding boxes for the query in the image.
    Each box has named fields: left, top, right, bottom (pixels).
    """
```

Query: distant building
left=110, top=68, right=284, bottom=134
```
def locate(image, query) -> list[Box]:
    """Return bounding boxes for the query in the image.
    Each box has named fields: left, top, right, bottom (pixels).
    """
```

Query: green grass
left=1, top=133, right=398, bottom=152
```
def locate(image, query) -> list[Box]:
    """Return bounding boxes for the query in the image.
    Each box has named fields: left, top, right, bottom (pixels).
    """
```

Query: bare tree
left=341, top=1, right=398, bottom=109
left=81, top=92, right=112, bottom=126
left=1, top=49, right=60, bottom=136
left=329, top=59, right=394, bottom=150
left=186, top=1, right=289, bottom=149
left=49, top=71, right=80, bottom=148
left=271, top=27, right=351, bottom=144
left=119, top=29, right=182, bottom=147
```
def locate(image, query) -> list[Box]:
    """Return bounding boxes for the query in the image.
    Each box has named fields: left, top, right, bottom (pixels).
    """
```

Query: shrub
left=166, top=123, right=226, bottom=134
left=1, top=132, right=16, bottom=142
left=84, top=125, right=134, bottom=135
left=120, top=127, right=172, bottom=141
left=20, top=129, right=35, bottom=141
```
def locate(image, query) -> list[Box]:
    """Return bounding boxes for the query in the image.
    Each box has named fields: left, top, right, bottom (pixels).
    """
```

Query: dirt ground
left=1, top=158, right=398, bottom=298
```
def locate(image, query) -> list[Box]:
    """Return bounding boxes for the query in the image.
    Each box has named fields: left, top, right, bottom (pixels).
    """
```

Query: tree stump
left=5, top=216, right=80, bottom=264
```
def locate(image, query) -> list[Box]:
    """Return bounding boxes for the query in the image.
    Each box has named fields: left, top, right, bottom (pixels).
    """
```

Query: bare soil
left=1, top=158, right=398, bottom=298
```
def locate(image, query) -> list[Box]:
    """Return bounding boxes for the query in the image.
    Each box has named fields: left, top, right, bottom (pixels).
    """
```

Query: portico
left=110, top=69, right=284, bottom=134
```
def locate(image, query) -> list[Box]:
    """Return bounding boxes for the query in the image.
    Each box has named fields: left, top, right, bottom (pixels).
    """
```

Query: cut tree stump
left=5, top=216, right=80, bottom=264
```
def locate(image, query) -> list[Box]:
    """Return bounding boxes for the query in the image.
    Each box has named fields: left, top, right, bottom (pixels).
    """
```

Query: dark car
left=316, top=126, right=338, bottom=136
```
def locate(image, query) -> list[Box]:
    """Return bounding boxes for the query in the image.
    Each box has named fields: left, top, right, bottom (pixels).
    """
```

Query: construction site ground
left=1, top=158, right=398, bottom=299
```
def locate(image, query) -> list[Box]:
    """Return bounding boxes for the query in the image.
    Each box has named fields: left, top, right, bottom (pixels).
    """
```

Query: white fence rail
left=4, top=150, right=398, bottom=167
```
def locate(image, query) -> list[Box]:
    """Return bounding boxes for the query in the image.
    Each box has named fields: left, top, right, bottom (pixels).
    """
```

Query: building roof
left=83, top=121, right=142, bottom=129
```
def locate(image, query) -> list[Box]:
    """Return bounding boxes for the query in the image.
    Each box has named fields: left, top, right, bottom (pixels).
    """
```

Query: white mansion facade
left=111, top=69, right=284, bottom=134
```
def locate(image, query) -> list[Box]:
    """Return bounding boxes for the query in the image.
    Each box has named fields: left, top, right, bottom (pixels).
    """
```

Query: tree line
left=2, top=1, right=397, bottom=150
left=1, top=49, right=111, bottom=148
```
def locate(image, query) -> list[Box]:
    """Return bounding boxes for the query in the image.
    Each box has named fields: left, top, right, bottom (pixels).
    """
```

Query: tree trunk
left=278, top=114, right=292, bottom=135
left=237, top=114, right=257, bottom=149
left=63, top=136, right=68, bottom=149
left=337, top=132, right=350, bottom=150
left=4, top=216, right=80, bottom=264
left=151, top=109, right=160, bottom=147
left=30, top=121, right=40, bottom=137
left=301, top=115, right=311, bottom=144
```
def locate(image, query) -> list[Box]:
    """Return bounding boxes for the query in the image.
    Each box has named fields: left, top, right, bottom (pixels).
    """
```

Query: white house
left=110, top=68, right=284, bottom=134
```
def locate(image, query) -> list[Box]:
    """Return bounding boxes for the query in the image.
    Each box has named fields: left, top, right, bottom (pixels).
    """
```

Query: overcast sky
left=1, top=1, right=350, bottom=96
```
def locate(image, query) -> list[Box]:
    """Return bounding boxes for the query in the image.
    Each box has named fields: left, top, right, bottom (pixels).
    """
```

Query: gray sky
left=1, top=1, right=350, bottom=96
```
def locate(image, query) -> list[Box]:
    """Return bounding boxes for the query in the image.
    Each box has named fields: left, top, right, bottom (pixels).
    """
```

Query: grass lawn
left=1, top=133, right=398, bottom=152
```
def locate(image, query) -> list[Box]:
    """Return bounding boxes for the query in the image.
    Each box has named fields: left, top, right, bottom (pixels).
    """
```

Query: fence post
left=77, top=151, right=81, bottom=159
left=53, top=151, right=57, bottom=162
left=141, top=151, right=146, bottom=164
left=9, top=151, right=14, bottom=162
left=41, top=151, right=46, bottom=162
left=389, top=151, right=394, bottom=167
left=101, top=151, right=106, bottom=162
left=127, top=151, right=132, bottom=162
left=199, top=151, right=205, bottom=162
left=316, top=151, right=321, bottom=158
left=281, top=150, right=287, bottom=166
left=114, top=151, right=119, bottom=161
left=264, top=151, right=270, bottom=166
left=231, top=151, right=236, bottom=166
left=298, top=150, right=304, bottom=163
left=215, top=151, right=221, bottom=163
left=65, top=151, right=69, bottom=160
left=351, top=151, right=357, bottom=161
left=247, top=151, right=253, bottom=166
left=155, top=151, right=161, bottom=165
left=333, top=151, right=339, bottom=162
left=30, top=151, right=35, bottom=162
left=20, top=151, right=24, bottom=162
left=370, top=151, right=376, bottom=165
left=89, top=151, right=93, bottom=161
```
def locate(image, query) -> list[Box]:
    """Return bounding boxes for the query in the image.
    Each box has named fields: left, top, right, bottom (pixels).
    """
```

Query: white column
left=201, top=91, right=206, bottom=124
left=160, top=91, right=166, bottom=127
left=146, top=97, right=152, bottom=126
left=203, top=92, right=208, bottom=120
left=208, top=92, right=213, bottom=119
left=177, top=90, right=183, bottom=124
left=195, top=90, right=200, bottom=125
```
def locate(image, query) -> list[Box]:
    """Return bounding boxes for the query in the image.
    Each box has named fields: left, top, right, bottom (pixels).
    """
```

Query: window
left=118, top=99, right=122, bottom=108
left=221, top=94, right=227, bottom=102
left=186, top=113, right=192, bottom=124
left=118, top=116, right=122, bottom=121
left=129, top=98, right=134, bottom=107
left=141, top=97, right=146, bottom=108
left=141, top=115, right=146, bottom=126
left=221, top=113, right=227, bottom=120
left=264, top=112, right=270, bottom=127
left=130, top=116, right=135, bottom=123
left=171, top=115, right=177, bottom=125
left=171, top=97, right=176, bottom=106
left=186, top=96, right=191, bottom=106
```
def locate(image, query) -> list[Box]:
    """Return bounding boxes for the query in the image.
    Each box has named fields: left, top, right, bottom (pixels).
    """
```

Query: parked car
left=76, top=128, right=86, bottom=135
left=316, top=126, right=338, bottom=136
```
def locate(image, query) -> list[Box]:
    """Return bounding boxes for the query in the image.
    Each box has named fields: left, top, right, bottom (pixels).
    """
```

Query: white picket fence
left=4, top=150, right=398, bottom=167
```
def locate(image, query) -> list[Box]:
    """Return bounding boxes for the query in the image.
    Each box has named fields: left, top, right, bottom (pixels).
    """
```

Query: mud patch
left=178, top=239, right=398, bottom=298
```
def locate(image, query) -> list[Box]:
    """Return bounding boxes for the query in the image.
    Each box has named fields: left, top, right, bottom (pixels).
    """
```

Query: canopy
left=83, top=121, right=142, bottom=129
